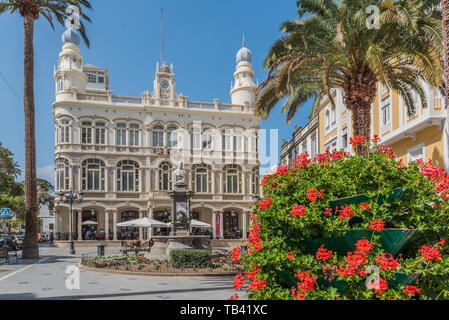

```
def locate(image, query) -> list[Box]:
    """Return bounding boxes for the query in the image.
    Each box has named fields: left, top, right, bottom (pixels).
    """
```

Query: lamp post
left=58, top=190, right=83, bottom=255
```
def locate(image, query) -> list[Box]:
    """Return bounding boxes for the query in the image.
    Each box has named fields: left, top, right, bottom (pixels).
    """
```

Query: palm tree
left=443, top=0, right=449, bottom=112
left=256, top=0, right=443, bottom=156
left=0, top=0, right=91, bottom=259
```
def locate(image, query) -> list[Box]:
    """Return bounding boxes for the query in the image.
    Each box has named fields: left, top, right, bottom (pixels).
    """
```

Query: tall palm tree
left=256, top=0, right=443, bottom=156
left=443, top=0, right=449, bottom=112
left=0, top=0, right=91, bottom=259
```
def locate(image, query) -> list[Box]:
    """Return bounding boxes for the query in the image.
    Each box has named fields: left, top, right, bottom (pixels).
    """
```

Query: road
left=0, top=245, right=244, bottom=300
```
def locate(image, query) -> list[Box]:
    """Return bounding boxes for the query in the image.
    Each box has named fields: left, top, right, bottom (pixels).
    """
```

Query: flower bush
left=231, top=137, right=449, bottom=300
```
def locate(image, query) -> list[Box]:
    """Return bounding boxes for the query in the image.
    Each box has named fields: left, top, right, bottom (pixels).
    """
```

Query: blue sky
left=0, top=0, right=312, bottom=182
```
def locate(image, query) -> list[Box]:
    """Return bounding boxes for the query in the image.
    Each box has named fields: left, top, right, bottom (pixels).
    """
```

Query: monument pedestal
left=152, top=236, right=211, bottom=255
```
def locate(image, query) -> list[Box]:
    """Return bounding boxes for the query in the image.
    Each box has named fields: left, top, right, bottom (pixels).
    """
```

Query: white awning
left=117, top=217, right=169, bottom=228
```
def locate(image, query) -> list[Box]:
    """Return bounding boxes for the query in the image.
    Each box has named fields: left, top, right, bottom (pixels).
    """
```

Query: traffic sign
left=1, top=208, right=11, bottom=218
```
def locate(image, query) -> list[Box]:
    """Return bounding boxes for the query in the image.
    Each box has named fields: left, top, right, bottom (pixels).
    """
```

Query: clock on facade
left=161, top=80, right=170, bottom=89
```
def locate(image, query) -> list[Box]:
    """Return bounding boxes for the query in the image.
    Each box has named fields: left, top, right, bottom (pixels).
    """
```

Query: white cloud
left=37, top=164, right=54, bottom=183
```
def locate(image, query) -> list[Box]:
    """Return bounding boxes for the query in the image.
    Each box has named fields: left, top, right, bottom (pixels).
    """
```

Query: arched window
left=116, top=123, right=127, bottom=146
left=222, top=128, right=233, bottom=151
left=81, top=121, right=93, bottom=144
left=153, top=125, right=164, bottom=147
left=56, top=119, right=70, bottom=144
left=95, top=122, right=106, bottom=145
left=191, top=127, right=201, bottom=149
left=57, top=76, right=64, bottom=92
left=159, top=161, right=172, bottom=190
left=81, top=159, right=105, bottom=191
left=192, top=163, right=212, bottom=193
left=117, top=160, right=139, bottom=192
left=202, top=128, right=214, bottom=150
left=129, top=123, right=140, bottom=146
left=251, top=166, right=259, bottom=195
left=234, top=129, right=243, bottom=151
left=167, top=126, right=178, bottom=147
left=55, top=158, right=70, bottom=191
left=223, top=164, right=242, bottom=194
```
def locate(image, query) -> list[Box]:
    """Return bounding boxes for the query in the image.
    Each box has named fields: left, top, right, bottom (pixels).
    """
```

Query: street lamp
left=58, top=190, right=83, bottom=255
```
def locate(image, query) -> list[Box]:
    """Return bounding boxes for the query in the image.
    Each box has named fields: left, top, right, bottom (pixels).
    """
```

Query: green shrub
left=170, top=249, right=212, bottom=269
left=233, top=138, right=449, bottom=300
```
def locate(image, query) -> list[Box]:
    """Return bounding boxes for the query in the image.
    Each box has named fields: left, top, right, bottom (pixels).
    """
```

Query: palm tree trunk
left=21, top=12, right=39, bottom=260
left=343, top=69, right=378, bottom=156
left=443, top=1, right=449, bottom=113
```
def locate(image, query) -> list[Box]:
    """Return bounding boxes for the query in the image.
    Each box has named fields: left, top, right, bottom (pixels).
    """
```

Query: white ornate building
left=53, top=27, right=261, bottom=243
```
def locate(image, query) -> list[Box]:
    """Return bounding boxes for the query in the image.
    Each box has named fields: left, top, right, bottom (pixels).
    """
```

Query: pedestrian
left=49, top=232, right=54, bottom=247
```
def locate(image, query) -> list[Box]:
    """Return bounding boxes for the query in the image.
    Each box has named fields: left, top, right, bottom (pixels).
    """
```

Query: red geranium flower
left=338, top=204, right=354, bottom=220
left=369, top=219, right=385, bottom=232
left=291, top=205, right=307, bottom=218
left=372, top=134, right=381, bottom=143
left=316, top=245, right=333, bottom=262
left=231, top=247, right=241, bottom=263
left=306, top=188, right=324, bottom=202
left=258, top=198, right=272, bottom=210
left=285, top=252, right=295, bottom=260
left=233, top=274, right=245, bottom=290
left=403, top=286, right=422, bottom=296
left=359, top=202, right=370, bottom=211
left=349, top=135, right=367, bottom=146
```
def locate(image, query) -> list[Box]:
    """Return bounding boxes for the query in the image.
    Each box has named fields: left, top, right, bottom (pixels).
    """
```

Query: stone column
left=242, top=211, right=249, bottom=239
left=212, top=211, right=217, bottom=239
left=219, top=211, right=224, bottom=239
left=149, top=206, right=154, bottom=238
left=113, top=210, right=118, bottom=240
left=139, top=210, right=143, bottom=239
left=77, top=210, right=82, bottom=241
left=105, top=210, right=109, bottom=241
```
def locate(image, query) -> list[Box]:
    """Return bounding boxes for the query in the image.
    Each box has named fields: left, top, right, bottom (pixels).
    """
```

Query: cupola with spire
left=54, top=26, right=87, bottom=101
left=230, top=35, right=256, bottom=106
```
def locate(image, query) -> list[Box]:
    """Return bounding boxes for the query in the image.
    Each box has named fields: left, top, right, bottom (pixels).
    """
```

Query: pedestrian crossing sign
left=1, top=208, right=11, bottom=218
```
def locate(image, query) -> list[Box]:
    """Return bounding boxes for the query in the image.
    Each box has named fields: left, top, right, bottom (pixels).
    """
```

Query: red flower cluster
left=233, top=274, right=245, bottom=290
left=276, top=164, right=289, bottom=176
left=292, top=152, right=312, bottom=168
left=249, top=278, right=267, bottom=291
left=376, top=253, right=399, bottom=271
left=368, top=276, right=388, bottom=295
left=322, top=265, right=339, bottom=283
left=314, top=150, right=348, bottom=163
left=292, top=270, right=316, bottom=300
left=247, top=220, right=262, bottom=254
left=359, top=202, right=370, bottom=211
left=349, top=135, right=367, bottom=146
left=355, top=237, right=374, bottom=254
left=403, top=286, right=422, bottom=296
left=337, top=204, right=354, bottom=220
left=372, top=134, right=381, bottom=143
left=291, top=205, right=307, bottom=218
left=258, top=198, right=272, bottom=210
left=316, top=245, right=333, bottom=262
left=418, top=244, right=442, bottom=262
left=285, top=252, right=294, bottom=260
left=307, top=188, right=324, bottom=202
left=369, top=219, right=385, bottom=232
left=231, top=247, right=241, bottom=263
left=324, top=207, right=333, bottom=216
left=228, top=294, right=239, bottom=300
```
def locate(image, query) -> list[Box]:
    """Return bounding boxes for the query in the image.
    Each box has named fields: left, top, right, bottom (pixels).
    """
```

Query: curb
left=77, top=262, right=239, bottom=277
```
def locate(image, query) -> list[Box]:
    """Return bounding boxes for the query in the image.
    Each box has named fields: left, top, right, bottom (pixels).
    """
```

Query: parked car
left=16, top=235, right=24, bottom=249
left=0, top=235, right=20, bottom=250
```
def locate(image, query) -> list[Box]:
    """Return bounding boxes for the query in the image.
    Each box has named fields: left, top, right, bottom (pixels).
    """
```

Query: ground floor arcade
left=54, top=204, right=251, bottom=242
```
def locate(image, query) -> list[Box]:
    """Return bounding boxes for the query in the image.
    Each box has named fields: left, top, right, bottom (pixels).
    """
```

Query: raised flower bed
left=230, top=136, right=449, bottom=300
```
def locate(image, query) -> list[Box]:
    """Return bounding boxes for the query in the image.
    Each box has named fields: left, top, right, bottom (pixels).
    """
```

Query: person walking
left=49, top=232, right=54, bottom=247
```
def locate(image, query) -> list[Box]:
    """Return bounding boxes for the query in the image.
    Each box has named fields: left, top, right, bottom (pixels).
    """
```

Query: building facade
left=53, top=27, right=261, bottom=242
left=281, top=84, right=448, bottom=170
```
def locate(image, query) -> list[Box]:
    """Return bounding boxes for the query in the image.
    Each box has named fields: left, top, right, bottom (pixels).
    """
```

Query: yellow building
left=281, top=84, right=448, bottom=170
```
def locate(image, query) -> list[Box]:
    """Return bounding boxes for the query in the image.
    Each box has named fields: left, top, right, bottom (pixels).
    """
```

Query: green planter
left=286, top=229, right=417, bottom=256
left=329, top=188, right=411, bottom=211
left=275, top=269, right=420, bottom=294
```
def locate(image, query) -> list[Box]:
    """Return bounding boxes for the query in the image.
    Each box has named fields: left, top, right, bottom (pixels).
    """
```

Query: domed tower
left=54, top=26, right=87, bottom=100
left=230, top=36, right=256, bottom=106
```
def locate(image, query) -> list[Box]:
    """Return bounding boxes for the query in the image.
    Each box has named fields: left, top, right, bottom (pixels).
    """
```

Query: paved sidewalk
left=0, top=246, right=245, bottom=300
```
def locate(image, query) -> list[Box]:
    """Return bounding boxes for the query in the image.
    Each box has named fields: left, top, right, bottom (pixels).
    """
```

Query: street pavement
left=0, top=245, right=245, bottom=300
